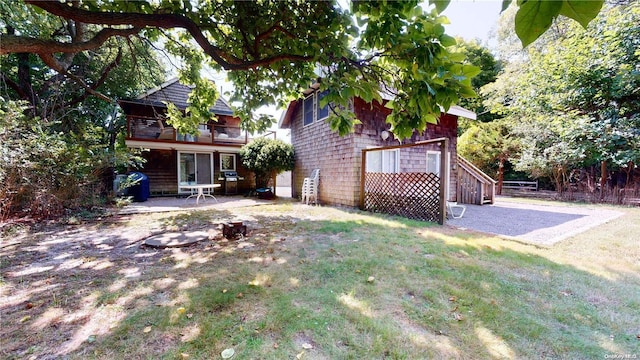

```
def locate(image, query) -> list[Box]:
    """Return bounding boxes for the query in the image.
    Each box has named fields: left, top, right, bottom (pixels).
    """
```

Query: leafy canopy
left=482, top=2, right=639, bottom=182
left=1, top=0, right=607, bottom=139
left=1, top=0, right=476, bottom=140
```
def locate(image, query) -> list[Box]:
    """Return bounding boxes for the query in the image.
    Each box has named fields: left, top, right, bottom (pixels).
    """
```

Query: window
left=426, top=151, right=450, bottom=176
left=178, top=152, right=213, bottom=186
left=303, top=95, right=314, bottom=126
left=366, top=149, right=399, bottom=173
left=303, top=90, right=330, bottom=125
left=316, top=90, right=329, bottom=120
left=220, top=153, right=236, bottom=171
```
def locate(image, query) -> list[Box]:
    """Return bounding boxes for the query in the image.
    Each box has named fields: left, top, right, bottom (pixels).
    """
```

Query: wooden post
left=359, top=149, right=367, bottom=210
left=439, top=139, right=448, bottom=225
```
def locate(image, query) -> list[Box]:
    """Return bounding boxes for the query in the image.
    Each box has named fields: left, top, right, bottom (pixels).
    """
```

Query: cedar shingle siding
left=288, top=97, right=458, bottom=206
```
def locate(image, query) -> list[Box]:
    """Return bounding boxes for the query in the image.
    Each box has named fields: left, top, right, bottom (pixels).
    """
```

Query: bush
left=239, top=137, right=295, bottom=189
left=0, top=100, right=103, bottom=220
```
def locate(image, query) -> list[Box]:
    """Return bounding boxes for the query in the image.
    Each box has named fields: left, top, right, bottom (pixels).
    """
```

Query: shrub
left=0, top=100, right=102, bottom=220
left=239, top=137, right=295, bottom=189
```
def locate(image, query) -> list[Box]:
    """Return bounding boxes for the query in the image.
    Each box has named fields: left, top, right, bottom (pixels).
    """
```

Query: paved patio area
left=118, top=187, right=287, bottom=214
left=447, top=198, right=624, bottom=246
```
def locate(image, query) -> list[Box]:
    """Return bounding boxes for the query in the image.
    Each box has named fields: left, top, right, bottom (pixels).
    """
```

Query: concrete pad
left=447, top=198, right=624, bottom=246
left=143, top=231, right=209, bottom=248
left=118, top=195, right=289, bottom=215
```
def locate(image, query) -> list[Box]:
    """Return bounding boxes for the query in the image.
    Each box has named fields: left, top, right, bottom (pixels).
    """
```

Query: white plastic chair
left=446, top=201, right=466, bottom=219
left=301, top=169, right=320, bottom=205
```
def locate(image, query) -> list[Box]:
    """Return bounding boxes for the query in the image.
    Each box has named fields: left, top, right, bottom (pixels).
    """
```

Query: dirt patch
left=0, top=211, right=296, bottom=359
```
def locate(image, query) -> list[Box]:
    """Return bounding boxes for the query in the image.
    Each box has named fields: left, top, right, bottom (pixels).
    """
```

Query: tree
left=453, top=39, right=502, bottom=135
left=492, top=0, right=604, bottom=47
left=458, top=120, right=520, bottom=194
left=483, top=2, right=640, bottom=194
left=1, top=0, right=610, bottom=139
left=239, top=137, right=295, bottom=190
left=0, top=0, right=168, bottom=218
left=0, top=0, right=484, bottom=140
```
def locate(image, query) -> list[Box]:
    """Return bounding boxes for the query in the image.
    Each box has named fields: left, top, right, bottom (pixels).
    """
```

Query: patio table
left=179, top=184, right=221, bottom=204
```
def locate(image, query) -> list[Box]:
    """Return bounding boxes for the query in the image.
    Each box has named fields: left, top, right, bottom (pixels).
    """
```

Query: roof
left=120, top=78, right=234, bottom=116
left=278, top=88, right=476, bottom=129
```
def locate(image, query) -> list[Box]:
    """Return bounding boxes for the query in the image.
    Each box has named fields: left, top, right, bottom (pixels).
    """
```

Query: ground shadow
left=0, top=204, right=637, bottom=359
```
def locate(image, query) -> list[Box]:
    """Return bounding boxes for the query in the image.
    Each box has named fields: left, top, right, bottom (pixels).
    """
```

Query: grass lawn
left=1, top=200, right=639, bottom=359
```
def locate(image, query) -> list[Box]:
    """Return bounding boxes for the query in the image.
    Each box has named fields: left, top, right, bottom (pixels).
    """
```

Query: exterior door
left=196, top=153, right=212, bottom=184
left=178, top=152, right=213, bottom=186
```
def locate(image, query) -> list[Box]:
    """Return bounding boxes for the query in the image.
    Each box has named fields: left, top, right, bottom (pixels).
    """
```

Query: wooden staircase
left=457, top=155, right=496, bottom=205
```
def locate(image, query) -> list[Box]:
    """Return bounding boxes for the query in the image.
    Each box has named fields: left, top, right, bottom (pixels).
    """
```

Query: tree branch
left=12, top=0, right=313, bottom=70
left=39, top=53, right=114, bottom=104
left=67, top=47, right=124, bottom=108
left=0, top=27, right=140, bottom=56
left=0, top=72, right=28, bottom=99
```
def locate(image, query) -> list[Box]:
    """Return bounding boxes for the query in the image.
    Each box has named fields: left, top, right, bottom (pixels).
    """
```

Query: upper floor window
left=303, top=95, right=314, bottom=126
left=316, top=90, right=329, bottom=120
left=303, top=90, right=329, bottom=126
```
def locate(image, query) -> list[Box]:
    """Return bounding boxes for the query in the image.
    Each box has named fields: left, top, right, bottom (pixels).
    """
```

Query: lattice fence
left=364, top=172, right=442, bottom=222
left=360, top=139, right=448, bottom=224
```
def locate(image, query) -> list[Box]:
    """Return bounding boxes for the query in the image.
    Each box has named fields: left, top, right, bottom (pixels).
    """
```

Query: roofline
left=278, top=94, right=476, bottom=129
left=277, top=100, right=297, bottom=129
left=135, top=77, right=180, bottom=100
left=443, top=105, right=476, bottom=120
left=125, top=139, right=242, bottom=153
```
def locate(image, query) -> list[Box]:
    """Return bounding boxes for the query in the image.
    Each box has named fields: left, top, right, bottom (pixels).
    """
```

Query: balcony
left=126, top=117, right=248, bottom=145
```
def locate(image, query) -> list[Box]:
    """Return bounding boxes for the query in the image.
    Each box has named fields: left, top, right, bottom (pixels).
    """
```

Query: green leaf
left=463, top=65, right=482, bottom=79
left=430, top=0, right=450, bottom=14
left=559, top=0, right=604, bottom=28
left=440, top=34, right=457, bottom=47
left=515, top=0, right=563, bottom=47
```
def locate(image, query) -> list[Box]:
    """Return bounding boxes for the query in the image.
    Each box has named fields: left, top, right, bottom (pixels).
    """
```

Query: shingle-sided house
left=119, top=78, right=254, bottom=196
left=279, top=85, right=495, bottom=209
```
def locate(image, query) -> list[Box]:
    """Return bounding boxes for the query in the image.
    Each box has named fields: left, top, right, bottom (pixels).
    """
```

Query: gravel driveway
left=447, top=198, right=624, bottom=246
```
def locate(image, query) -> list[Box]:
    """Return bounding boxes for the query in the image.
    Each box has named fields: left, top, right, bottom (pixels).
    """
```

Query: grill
left=222, top=171, right=239, bottom=195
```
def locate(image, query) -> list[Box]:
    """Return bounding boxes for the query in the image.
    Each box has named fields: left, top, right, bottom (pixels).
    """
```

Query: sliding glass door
left=178, top=152, right=213, bottom=185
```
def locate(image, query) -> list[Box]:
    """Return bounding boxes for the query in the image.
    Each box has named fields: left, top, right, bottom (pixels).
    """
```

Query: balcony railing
left=127, top=117, right=248, bottom=145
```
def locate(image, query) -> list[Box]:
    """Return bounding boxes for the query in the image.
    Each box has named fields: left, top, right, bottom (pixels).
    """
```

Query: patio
left=118, top=185, right=291, bottom=215
left=447, top=197, right=624, bottom=246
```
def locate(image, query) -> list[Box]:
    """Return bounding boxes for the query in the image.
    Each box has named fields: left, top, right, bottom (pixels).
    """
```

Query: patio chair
left=446, top=201, right=466, bottom=219
left=301, top=169, right=320, bottom=205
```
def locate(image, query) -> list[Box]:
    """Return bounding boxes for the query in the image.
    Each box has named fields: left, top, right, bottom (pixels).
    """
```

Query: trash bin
left=128, top=172, right=149, bottom=202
